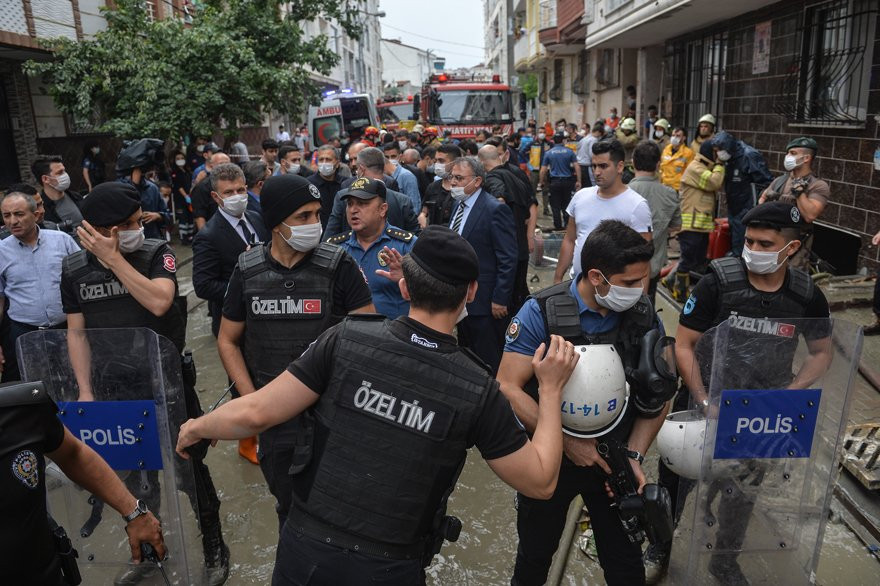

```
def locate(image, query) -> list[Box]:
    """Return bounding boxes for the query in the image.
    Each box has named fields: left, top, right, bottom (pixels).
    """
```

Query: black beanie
left=260, top=174, right=322, bottom=229
left=80, top=182, right=142, bottom=227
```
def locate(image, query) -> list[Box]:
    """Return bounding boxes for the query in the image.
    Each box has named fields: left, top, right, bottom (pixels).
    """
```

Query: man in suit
left=448, top=156, right=517, bottom=374
left=323, top=147, right=419, bottom=239
left=192, top=163, right=269, bottom=463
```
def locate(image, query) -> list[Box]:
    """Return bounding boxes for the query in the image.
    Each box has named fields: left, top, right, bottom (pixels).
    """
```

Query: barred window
left=667, top=31, right=727, bottom=136
left=572, top=50, right=589, bottom=95
left=775, top=0, right=877, bottom=127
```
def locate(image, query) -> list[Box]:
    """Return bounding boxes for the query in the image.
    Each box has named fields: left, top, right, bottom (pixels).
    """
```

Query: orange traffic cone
left=238, top=436, right=258, bottom=465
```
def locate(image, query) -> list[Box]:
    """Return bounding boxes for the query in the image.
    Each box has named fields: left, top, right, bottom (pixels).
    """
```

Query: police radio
left=597, top=438, right=673, bottom=546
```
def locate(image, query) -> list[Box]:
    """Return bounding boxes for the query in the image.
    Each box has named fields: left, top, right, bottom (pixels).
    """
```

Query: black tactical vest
left=529, top=281, right=655, bottom=440
left=240, top=242, right=345, bottom=388
left=61, top=239, right=186, bottom=353
left=706, top=257, right=814, bottom=388
left=292, top=316, right=492, bottom=546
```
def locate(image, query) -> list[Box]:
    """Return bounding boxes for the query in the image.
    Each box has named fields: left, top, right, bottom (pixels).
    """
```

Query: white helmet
left=656, top=410, right=707, bottom=480
left=560, top=344, right=629, bottom=438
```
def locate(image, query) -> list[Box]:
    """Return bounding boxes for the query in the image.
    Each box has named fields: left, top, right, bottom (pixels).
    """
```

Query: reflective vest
left=292, top=316, right=492, bottom=547
left=240, top=242, right=345, bottom=388
left=61, top=239, right=185, bottom=353
left=707, top=257, right=815, bottom=389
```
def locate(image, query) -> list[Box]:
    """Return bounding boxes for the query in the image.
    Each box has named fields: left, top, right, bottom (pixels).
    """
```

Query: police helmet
left=656, top=410, right=706, bottom=480
left=698, top=114, right=716, bottom=127
left=560, top=344, right=629, bottom=438
left=116, top=138, right=165, bottom=173
left=620, top=117, right=637, bottom=131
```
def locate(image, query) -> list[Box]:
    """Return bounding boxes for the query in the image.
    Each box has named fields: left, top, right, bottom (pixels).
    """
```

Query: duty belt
left=288, top=508, right=425, bottom=560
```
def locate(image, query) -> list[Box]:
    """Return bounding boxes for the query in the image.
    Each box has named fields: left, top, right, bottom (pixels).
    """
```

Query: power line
left=381, top=23, right=486, bottom=51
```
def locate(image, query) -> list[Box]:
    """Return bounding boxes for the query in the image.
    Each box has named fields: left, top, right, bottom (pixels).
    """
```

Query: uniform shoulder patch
left=12, top=450, right=39, bottom=489
left=162, top=253, right=176, bottom=273
left=327, top=231, right=352, bottom=245
left=505, top=317, right=521, bottom=343
left=386, top=227, right=414, bottom=242
left=683, top=295, right=696, bottom=315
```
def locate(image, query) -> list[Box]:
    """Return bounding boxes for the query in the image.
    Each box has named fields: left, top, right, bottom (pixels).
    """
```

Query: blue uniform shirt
left=332, top=223, right=416, bottom=319
left=542, top=145, right=577, bottom=178
left=505, top=278, right=621, bottom=355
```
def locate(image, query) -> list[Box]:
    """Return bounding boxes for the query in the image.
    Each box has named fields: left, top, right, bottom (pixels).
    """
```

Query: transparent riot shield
left=668, top=318, right=863, bottom=585
left=17, top=328, right=199, bottom=585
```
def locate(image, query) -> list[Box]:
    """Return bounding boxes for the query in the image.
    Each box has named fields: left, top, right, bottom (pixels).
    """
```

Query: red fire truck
left=376, top=97, right=415, bottom=133
left=416, top=73, right=513, bottom=140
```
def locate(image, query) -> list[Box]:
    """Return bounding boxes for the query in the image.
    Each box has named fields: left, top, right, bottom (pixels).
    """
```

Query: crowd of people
left=0, top=106, right=876, bottom=586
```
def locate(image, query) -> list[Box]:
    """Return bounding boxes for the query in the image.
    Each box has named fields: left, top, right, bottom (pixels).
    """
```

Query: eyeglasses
left=450, top=175, right=474, bottom=183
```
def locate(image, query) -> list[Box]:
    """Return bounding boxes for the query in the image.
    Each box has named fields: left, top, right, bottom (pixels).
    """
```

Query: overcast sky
left=378, top=0, right=487, bottom=69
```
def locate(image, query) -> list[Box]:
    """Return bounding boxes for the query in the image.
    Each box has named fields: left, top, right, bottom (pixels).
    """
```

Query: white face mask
left=537, top=133, right=546, bottom=140
left=450, top=177, right=475, bottom=202
left=717, top=150, right=731, bottom=162
left=286, top=163, right=301, bottom=175
left=742, top=242, right=793, bottom=274
left=670, top=136, right=681, bottom=146
left=433, top=162, right=447, bottom=177
left=221, top=193, right=248, bottom=217
left=282, top=221, right=322, bottom=252
left=196, top=145, right=205, bottom=153
left=654, top=130, right=665, bottom=139
left=118, top=227, right=145, bottom=254
left=594, top=272, right=643, bottom=312
left=175, top=158, right=186, bottom=167
left=91, top=147, right=100, bottom=155
left=398, top=141, right=408, bottom=151
left=456, top=293, right=469, bottom=323
left=318, top=162, right=335, bottom=176
left=783, top=154, right=803, bottom=172
left=53, top=172, right=71, bottom=192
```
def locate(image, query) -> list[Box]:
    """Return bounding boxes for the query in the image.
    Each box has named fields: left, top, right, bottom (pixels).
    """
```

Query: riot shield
left=668, top=318, right=862, bottom=585
left=17, top=328, right=200, bottom=585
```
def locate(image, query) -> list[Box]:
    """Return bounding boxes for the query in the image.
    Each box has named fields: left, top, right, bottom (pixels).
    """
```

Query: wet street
left=172, top=241, right=879, bottom=585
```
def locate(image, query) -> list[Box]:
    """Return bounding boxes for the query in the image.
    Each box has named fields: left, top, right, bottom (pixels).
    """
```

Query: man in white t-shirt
left=554, top=139, right=653, bottom=283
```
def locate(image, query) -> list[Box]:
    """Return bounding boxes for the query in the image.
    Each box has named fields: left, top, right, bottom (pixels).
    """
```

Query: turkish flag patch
left=162, top=254, right=176, bottom=273
left=777, top=323, right=795, bottom=338
left=303, top=299, right=322, bottom=314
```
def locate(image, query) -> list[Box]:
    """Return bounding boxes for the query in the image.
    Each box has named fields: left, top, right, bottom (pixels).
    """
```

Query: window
left=539, top=69, right=549, bottom=103
left=775, top=0, right=877, bottom=126
left=595, top=49, right=619, bottom=89
left=572, top=50, right=590, bottom=95
left=550, top=59, right=564, bottom=101
left=668, top=31, right=727, bottom=137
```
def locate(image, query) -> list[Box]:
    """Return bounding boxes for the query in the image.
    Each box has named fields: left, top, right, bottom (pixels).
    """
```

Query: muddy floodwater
left=176, top=255, right=879, bottom=585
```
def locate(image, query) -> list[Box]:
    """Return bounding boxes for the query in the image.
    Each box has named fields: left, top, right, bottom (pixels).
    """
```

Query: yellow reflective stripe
left=697, top=169, right=714, bottom=191
left=682, top=212, right=714, bottom=230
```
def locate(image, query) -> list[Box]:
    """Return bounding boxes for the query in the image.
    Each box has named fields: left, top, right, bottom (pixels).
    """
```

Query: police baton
left=183, top=382, right=235, bottom=460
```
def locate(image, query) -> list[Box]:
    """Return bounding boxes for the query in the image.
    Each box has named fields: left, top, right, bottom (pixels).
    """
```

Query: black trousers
left=511, top=259, right=530, bottom=316
left=512, top=464, right=645, bottom=586
left=272, top=522, right=424, bottom=585
left=548, top=177, right=575, bottom=230
left=457, top=313, right=507, bottom=375
left=677, top=231, right=709, bottom=274
left=579, top=165, right=593, bottom=188
left=258, top=415, right=313, bottom=534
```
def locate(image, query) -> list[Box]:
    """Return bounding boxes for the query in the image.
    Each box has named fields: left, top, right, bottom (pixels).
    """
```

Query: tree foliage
left=520, top=73, right=538, bottom=101
left=25, top=0, right=362, bottom=139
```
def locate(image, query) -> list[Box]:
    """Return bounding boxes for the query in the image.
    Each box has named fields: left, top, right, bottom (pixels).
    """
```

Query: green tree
left=25, top=0, right=361, bottom=139
left=520, top=73, right=538, bottom=101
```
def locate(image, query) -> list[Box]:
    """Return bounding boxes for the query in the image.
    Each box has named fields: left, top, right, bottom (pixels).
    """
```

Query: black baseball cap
left=342, top=177, right=386, bottom=200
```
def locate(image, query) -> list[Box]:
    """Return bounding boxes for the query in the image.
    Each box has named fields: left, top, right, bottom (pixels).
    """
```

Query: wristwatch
left=624, top=448, right=644, bottom=465
left=123, top=499, right=149, bottom=523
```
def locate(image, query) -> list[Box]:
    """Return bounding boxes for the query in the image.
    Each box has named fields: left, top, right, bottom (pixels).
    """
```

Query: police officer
left=1, top=381, right=166, bottom=586
left=499, top=219, right=674, bottom=586
left=328, top=177, right=416, bottom=319
left=115, top=139, right=172, bottom=241
left=758, top=137, right=830, bottom=271
left=178, top=225, right=581, bottom=585
left=540, top=133, right=581, bottom=230
left=59, top=183, right=229, bottom=585
left=218, top=174, right=374, bottom=530
left=649, top=202, right=832, bottom=584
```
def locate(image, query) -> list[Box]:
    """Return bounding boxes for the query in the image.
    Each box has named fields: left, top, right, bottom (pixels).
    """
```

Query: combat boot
left=202, top=522, right=230, bottom=586
left=671, top=272, right=690, bottom=303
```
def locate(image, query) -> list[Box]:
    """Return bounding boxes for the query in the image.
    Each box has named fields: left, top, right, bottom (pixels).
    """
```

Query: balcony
left=513, top=33, right=530, bottom=71
left=538, top=0, right=586, bottom=54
